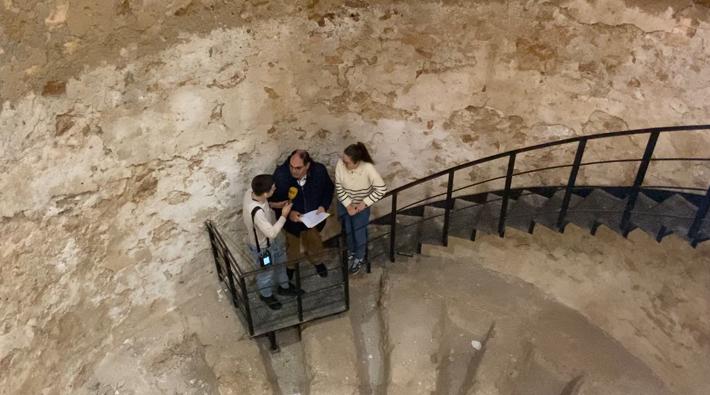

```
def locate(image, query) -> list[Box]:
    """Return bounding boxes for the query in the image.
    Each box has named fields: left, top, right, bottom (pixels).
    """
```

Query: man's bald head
left=289, top=149, right=311, bottom=179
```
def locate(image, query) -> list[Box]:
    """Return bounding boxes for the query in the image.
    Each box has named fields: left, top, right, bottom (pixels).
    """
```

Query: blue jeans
left=247, top=238, right=289, bottom=297
left=338, top=203, right=370, bottom=261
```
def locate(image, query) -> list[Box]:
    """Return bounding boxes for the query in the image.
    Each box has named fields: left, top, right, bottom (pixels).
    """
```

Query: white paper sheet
left=301, top=210, right=330, bottom=228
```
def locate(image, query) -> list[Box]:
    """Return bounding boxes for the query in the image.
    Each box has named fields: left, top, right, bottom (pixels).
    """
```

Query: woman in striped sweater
left=335, top=142, right=387, bottom=274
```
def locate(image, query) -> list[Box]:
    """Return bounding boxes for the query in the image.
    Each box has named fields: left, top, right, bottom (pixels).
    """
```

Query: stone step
left=630, top=193, right=700, bottom=241
left=395, top=213, right=427, bottom=255
left=378, top=214, right=423, bottom=255
left=505, top=191, right=548, bottom=233
left=367, top=223, right=391, bottom=262
left=533, top=190, right=583, bottom=230
left=365, top=213, right=423, bottom=260
left=448, top=197, right=484, bottom=240
left=651, top=194, right=698, bottom=241
left=630, top=193, right=666, bottom=238
left=565, top=189, right=626, bottom=233
left=371, top=188, right=710, bottom=249
left=419, top=240, right=458, bottom=258
left=420, top=205, right=446, bottom=246
left=473, top=194, right=510, bottom=235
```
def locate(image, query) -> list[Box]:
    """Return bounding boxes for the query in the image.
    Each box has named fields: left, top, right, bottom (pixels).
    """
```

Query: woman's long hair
left=344, top=142, right=374, bottom=164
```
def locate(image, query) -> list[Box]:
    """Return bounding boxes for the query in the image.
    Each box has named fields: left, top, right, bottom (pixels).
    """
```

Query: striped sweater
left=335, top=159, right=387, bottom=207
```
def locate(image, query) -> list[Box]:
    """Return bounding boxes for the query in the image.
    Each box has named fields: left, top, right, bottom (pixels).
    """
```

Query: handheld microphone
left=288, top=187, right=298, bottom=201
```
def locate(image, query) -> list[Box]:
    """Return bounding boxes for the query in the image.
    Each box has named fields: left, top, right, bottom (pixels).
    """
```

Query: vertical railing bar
left=206, top=222, right=224, bottom=282
left=267, top=332, right=278, bottom=352
left=223, top=249, right=239, bottom=308
left=239, top=276, right=255, bottom=336
left=442, top=170, right=455, bottom=246
left=295, top=261, right=304, bottom=322
left=365, top=221, right=371, bottom=273
left=340, top=228, right=350, bottom=310
left=498, top=153, right=516, bottom=237
left=557, top=139, right=588, bottom=231
left=389, top=192, right=398, bottom=262
left=688, top=185, right=710, bottom=242
left=620, top=131, right=660, bottom=232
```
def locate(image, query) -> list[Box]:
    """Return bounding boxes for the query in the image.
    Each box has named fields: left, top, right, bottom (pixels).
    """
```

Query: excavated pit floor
left=265, top=257, right=668, bottom=395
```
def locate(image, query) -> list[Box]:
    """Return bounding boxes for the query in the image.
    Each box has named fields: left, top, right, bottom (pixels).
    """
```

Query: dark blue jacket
left=271, top=160, right=335, bottom=235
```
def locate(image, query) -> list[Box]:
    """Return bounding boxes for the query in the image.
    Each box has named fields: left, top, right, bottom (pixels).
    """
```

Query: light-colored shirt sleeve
left=254, top=210, right=286, bottom=240
left=363, top=164, right=387, bottom=207
left=335, top=160, right=354, bottom=208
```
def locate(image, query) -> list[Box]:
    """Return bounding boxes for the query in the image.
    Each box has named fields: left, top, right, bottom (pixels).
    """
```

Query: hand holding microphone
left=287, top=186, right=302, bottom=222
left=288, top=186, right=298, bottom=201
left=281, top=201, right=293, bottom=218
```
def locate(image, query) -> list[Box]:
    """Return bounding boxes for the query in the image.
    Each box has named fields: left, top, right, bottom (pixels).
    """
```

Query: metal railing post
left=498, top=153, right=516, bottom=237
left=557, top=139, right=587, bottom=231
left=223, top=250, right=239, bottom=308
left=442, top=170, right=455, bottom=246
left=340, top=227, right=350, bottom=309
left=620, top=131, right=660, bottom=233
left=206, top=222, right=224, bottom=282
left=364, top=220, right=372, bottom=273
left=267, top=332, right=279, bottom=352
left=389, top=192, right=398, bottom=262
left=688, top=185, right=710, bottom=245
left=239, top=276, right=255, bottom=336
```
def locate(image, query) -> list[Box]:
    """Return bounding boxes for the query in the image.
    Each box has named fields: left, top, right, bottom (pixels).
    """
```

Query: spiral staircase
left=206, top=125, right=710, bottom=394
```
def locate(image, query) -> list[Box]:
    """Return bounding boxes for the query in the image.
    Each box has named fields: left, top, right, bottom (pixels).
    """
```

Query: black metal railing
left=205, top=220, right=349, bottom=349
left=207, top=124, right=710, bottom=345
left=381, top=125, right=710, bottom=260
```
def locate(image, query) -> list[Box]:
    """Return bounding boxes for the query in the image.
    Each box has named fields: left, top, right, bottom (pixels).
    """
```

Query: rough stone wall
left=1, top=0, right=710, bottom=393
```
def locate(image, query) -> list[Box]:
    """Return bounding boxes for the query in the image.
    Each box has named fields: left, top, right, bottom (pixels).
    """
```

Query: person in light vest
left=243, top=174, right=303, bottom=311
left=270, top=150, right=335, bottom=280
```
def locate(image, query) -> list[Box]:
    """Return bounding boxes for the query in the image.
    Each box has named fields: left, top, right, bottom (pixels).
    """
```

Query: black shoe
left=259, top=295, right=282, bottom=310
left=315, top=263, right=328, bottom=278
left=277, top=283, right=305, bottom=297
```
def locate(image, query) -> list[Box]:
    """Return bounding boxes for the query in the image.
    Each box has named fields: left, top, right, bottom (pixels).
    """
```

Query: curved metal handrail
left=386, top=124, right=710, bottom=196
left=396, top=156, right=710, bottom=212
left=377, top=125, right=710, bottom=263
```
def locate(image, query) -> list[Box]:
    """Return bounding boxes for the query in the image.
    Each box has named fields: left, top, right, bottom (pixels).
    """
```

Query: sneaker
left=277, top=283, right=305, bottom=297
left=259, top=295, right=282, bottom=310
left=315, top=263, right=328, bottom=278
left=349, top=258, right=362, bottom=274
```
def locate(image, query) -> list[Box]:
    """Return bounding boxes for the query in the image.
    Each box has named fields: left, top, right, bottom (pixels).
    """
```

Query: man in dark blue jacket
left=270, top=150, right=335, bottom=279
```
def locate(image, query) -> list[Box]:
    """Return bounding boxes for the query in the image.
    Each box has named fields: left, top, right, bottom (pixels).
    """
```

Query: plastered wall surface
left=1, top=1, right=709, bottom=393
